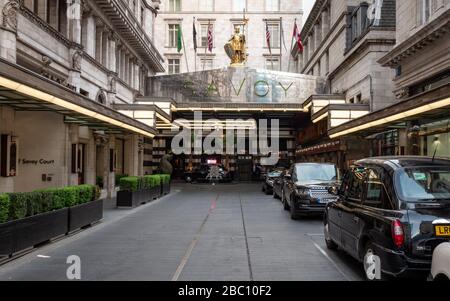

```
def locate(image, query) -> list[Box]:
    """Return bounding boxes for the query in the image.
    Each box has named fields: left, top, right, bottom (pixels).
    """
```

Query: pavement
left=0, top=183, right=365, bottom=281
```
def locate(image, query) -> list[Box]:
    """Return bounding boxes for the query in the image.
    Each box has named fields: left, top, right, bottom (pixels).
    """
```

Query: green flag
left=177, top=25, right=183, bottom=53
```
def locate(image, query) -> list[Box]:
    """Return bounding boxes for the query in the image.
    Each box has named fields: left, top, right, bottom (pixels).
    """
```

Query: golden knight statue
left=225, top=26, right=247, bottom=66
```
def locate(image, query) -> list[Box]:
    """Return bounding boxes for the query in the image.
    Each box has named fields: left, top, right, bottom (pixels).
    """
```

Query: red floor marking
left=210, top=199, right=217, bottom=212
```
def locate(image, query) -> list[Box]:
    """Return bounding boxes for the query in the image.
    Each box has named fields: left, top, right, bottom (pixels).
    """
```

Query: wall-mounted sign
left=19, top=159, right=55, bottom=165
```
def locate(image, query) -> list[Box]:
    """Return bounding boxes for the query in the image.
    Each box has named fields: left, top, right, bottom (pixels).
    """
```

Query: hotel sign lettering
left=184, top=79, right=295, bottom=98
left=20, top=159, right=55, bottom=165
left=156, top=67, right=324, bottom=104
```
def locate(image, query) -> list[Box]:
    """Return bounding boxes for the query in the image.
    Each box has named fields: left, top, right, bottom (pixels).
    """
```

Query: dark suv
left=282, top=163, right=340, bottom=219
left=324, top=156, right=450, bottom=280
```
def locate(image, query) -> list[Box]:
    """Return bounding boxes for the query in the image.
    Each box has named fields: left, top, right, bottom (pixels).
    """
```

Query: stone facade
left=298, top=0, right=396, bottom=112
left=154, top=0, right=303, bottom=74
left=0, top=0, right=163, bottom=193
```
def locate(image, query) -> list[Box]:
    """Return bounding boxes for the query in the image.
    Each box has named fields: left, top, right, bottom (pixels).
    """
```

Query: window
left=342, top=167, right=366, bottom=202
left=364, top=168, right=393, bottom=209
left=200, top=24, right=214, bottom=48
left=349, top=4, right=369, bottom=45
left=200, top=58, right=214, bottom=70
left=168, top=58, right=180, bottom=74
left=168, top=24, right=179, bottom=48
left=418, top=0, right=431, bottom=25
left=233, top=0, right=246, bottom=12
left=168, top=0, right=181, bottom=12
left=265, top=0, right=279, bottom=11
left=266, top=23, right=280, bottom=48
left=265, top=57, right=280, bottom=71
left=199, top=0, right=214, bottom=11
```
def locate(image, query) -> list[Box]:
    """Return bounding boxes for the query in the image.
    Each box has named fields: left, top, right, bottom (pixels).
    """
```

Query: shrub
left=77, top=185, right=94, bottom=205
left=160, top=174, right=171, bottom=184
left=119, top=177, right=139, bottom=192
left=7, top=193, right=27, bottom=220
left=0, top=194, right=9, bottom=223
left=151, top=175, right=162, bottom=187
left=115, top=174, right=128, bottom=187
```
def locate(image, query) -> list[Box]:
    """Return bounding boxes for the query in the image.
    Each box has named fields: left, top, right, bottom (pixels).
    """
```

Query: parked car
left=429, top=242, right=450, bottom=281
left=272, top=170, right=288, bottom=200
left=324, top=156, right=450, bottom=280
left=185, top=164, right=233, bottom=183
left=281, top=163, right=340, bottom=219
left=262, top=168, right=285, bottom=195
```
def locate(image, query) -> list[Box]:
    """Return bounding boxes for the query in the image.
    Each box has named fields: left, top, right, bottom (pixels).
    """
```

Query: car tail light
left=391, top=219, right=405, bottom=248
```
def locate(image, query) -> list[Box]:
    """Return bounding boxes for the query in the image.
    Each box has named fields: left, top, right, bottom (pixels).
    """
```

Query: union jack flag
left=266, top=23, right=271, bottom=51
left=207, top=23, right=213, bottom=52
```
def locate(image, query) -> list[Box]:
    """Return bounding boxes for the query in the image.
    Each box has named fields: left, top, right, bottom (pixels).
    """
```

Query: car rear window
left=395, top=167, right=450, bottom=202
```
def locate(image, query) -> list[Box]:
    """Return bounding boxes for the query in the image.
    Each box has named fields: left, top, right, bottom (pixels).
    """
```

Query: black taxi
left=324, top=156, right=450, bottom=280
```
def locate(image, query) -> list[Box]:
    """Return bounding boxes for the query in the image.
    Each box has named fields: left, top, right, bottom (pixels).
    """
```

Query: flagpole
left=202, top=19, right=210, bottom=71
left=266, top=22, right=274, bottom=70
left=279, top=17, right=282, bottom=72
left=194, top=17, right=197, bottom=72
left=287, top=18, right=296, bottom=73
left=181, top=24, right=190, bottom=73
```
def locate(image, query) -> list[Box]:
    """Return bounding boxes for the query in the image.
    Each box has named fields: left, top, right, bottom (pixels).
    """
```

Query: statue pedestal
left=230, top=63, right=246, bottom=68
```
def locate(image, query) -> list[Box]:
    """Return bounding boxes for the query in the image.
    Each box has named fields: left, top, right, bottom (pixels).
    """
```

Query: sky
left=303, top=0, right=315, bottom=25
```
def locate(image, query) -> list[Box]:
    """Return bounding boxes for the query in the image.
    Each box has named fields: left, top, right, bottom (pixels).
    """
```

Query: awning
left=0, top=58, right=156, bottom=138
left=328, top=85, right=450, bottom=139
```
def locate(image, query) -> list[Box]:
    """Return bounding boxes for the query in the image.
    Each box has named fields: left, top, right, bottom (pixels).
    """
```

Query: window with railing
left=199, top=0, right=214, bottom=11
left=233, top=0, right=246, bottom=12
left=168, top=0, right=181, bottom=12
left=265, top=0, right=279, bottom=11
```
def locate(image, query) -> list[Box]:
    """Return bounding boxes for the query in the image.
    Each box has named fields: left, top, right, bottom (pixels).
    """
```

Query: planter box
left=162, top=182, right=171, bottom=195
left=68, top=199, right=104, bottom=232
left=150, top=186, right=160, bottom=200
left=0, top=208, right=69, bottom=256
left=117, top=190, right=148, bottom=207
left=0, top=221, right=14, bottom=255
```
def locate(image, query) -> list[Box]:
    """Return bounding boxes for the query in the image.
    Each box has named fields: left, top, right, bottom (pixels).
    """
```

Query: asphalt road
left=0, top=183, right=365, bottom=281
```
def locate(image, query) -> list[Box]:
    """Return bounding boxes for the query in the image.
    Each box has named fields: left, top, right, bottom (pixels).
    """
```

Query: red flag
left=207, top=23, right=213, bottom=52
left=266, top=23, right=272, bottom=50
left=293, top=21, right=304, bottom=54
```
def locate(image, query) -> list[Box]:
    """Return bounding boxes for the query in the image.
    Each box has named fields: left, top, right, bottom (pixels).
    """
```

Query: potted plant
left=0, top=184, right=102, bottom=257
left=117, top=177, right=145, bottom=207
left=68, top=185, right=103, bottom=232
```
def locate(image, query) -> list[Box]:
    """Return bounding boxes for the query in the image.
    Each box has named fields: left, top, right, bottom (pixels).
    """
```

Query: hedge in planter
left=0, top=184, right=101, bottom=256
left=0, top=194, right=9, bottom=224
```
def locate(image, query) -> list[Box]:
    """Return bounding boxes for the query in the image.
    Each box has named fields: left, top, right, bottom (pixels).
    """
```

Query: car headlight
left=295, top=188, right=311, bottom=198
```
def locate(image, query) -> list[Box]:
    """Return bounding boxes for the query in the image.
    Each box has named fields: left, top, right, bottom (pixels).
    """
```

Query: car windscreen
left=296, top=164, right=338, bottom=182
left=267, top=170, right=282, bottom=178
left=395, top=167, right=450, bottom=202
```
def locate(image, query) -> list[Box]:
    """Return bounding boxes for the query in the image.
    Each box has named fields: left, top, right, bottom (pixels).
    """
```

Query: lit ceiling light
left=0, top=76, right=155, bottom=138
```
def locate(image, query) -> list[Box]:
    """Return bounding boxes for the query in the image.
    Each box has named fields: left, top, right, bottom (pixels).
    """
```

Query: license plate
left=435, top=225, right=450, bottom=237
left=318, top=198, right=333, bottom=204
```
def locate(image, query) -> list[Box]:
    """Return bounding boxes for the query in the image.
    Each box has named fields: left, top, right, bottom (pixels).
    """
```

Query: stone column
left=0, top=0, right=19, bottom=63
left=124, top=134, right=142, bottom=177
left=101, top=27, right=109, bottom=67
left=109, top=32, right=117, bottom=71
left=67, top=0, right=82, bottom=44
left=322, top=8, right=330, bottom=38
left=94, top=17, right=103, bottom=62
